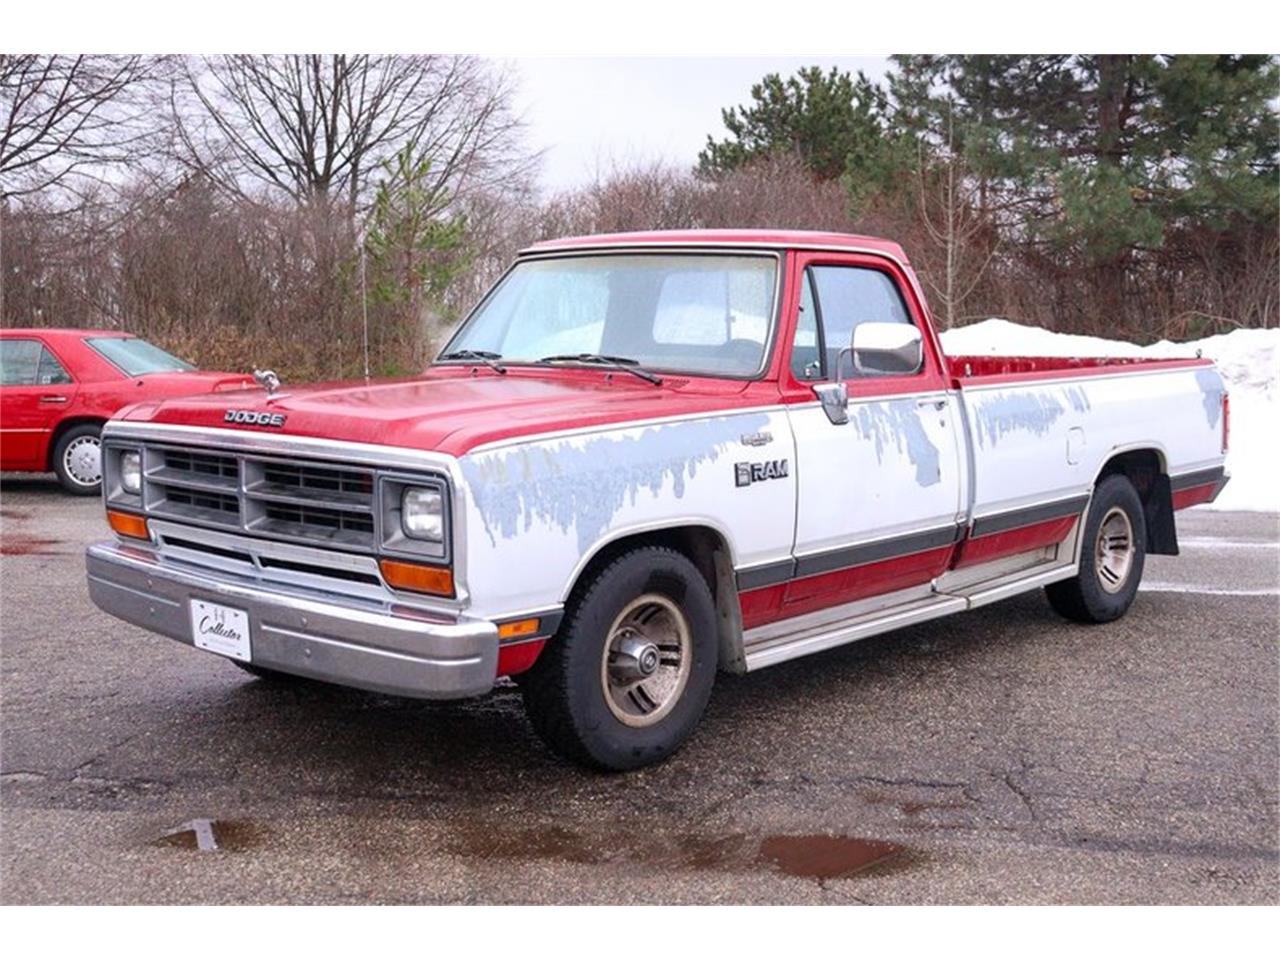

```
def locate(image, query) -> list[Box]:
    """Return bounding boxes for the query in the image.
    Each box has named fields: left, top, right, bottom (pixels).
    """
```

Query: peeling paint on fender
left=971, top=384, right=1090, bottom=449
left=461, top=414, right=771, bottom=552
left=1194, top=368, right=1224, bottom=430
left=1064, top=385, right=1091, bottom=414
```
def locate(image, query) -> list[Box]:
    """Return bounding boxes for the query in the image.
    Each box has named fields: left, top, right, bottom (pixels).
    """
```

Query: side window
left=808, top=265, right=916, bottom=380
left=790, top=271, right=823, bottom=381
left=37, top=348, right=73, bottom=385
left=0, top=339, right=42, bottom=386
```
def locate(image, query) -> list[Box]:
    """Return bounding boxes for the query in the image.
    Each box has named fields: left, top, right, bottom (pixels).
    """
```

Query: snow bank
left=939, top=319, right=1279, bottom=514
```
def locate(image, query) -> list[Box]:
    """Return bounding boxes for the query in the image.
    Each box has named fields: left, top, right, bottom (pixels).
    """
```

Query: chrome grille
left=259, top=462, right=374, bottom=498
left=140, top=443, right=379, bottom=551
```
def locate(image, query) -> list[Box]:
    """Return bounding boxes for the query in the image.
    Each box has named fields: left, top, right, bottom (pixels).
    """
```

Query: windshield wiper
left=437, top=349, right=506, bottom=374
left=536, top=353, right=663, bottom=385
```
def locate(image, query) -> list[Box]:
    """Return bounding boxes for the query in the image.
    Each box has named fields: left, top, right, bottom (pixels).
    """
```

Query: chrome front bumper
left=85, top=540, right=498, bottom=699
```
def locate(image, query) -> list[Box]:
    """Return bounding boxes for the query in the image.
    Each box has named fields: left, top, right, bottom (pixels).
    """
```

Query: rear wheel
left=520, top=546, right=718, bottom=771
left=52, top=423, right=103, bottom=495
left=1045, top=474, right=1146, bottom=623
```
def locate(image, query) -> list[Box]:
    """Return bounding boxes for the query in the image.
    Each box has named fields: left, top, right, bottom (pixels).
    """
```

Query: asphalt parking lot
left=1, top=475, right=1277, bottom=904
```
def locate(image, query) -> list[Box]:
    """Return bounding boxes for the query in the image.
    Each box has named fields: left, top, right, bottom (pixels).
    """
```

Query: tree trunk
left=1094, top=55, right=1132, bottom=332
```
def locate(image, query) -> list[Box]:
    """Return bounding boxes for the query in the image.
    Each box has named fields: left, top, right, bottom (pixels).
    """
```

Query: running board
left=743, top=594, right=967, bottom=671
left=954, top=562, right=1077, bottom=609
left=741, top=561, right=1079, bottom=672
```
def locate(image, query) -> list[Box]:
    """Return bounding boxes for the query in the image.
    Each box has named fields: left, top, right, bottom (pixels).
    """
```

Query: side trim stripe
left=735, top=523, right=963, bottom=591
left=1170, top=466, right=1226, bottom=491
left=969, top=495, right=1090, bottom=538
left=735, top=559, right=796, bottom=591
left=794, top=524, right=963, bottom=579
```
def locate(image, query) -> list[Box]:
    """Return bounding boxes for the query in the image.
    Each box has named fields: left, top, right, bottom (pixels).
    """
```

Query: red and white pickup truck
left=85, top=230, right=1229, bottom=770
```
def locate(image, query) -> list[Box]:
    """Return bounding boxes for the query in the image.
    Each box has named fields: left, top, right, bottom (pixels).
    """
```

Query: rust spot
left=757, top=835, right=903, bottom=880
left=0, top=536, right=63, bottom=556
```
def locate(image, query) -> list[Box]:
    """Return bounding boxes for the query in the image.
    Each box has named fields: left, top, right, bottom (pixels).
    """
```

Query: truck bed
left=948, top=353, right=1208, bottom=384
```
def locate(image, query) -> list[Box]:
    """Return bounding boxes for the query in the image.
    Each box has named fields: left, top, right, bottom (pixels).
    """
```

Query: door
left=0, top=338, right=77, bottom=470
left=781, top=253, right=965, bottom=617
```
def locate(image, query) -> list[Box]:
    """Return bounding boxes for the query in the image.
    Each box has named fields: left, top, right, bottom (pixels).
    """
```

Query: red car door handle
left=39, top=395, right=69, bottom=403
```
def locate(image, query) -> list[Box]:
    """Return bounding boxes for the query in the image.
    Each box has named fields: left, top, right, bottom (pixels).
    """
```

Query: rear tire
left=1045, top=473, right=1146, bottom=623
left=52, top=423, right=103, bottom=496
left=520, top=546, right=718, bottom=771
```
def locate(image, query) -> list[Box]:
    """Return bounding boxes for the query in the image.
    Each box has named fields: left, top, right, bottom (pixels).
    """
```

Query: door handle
left=39, top=395, right=69, bottom=403
left=916, top=398, right=947, bottom=411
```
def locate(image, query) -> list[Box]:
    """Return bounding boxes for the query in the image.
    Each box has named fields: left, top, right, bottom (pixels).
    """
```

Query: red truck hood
left=114, top=368, right=767, bottom=457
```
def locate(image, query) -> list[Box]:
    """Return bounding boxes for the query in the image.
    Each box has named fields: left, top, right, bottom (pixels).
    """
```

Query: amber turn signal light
left=106, top=509, right=150, bottom=541
left=379, top=558, right=455, bottom=597
left=497, top=618, right=541, bottom=641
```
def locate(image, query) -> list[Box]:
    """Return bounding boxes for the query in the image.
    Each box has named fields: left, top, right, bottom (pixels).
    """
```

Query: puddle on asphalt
left=0, top=535, right=63, bottom=556
left=449, top=825, right=906, bottom=881
left=146, top=818, right=907, bottom=881
left=152, top=819, right=263, bottom=852
left=758, top=835, right=902, bottom=880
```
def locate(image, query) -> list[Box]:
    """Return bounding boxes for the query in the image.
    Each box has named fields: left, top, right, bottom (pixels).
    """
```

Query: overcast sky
left=511, top=57, right=890, bottom=193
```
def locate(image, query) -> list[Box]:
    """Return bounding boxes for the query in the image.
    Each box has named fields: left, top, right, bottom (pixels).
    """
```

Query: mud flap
left=1145, top=474, right=1179, bottom=556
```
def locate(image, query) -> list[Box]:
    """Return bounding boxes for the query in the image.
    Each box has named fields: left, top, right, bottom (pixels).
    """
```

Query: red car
left=0, top=329, right=253, bottom=494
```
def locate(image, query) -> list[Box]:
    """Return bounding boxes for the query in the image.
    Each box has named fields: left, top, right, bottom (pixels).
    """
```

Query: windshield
left=443, top=253, right=778, bottom=378
left=85, top=337, right=196, bottom=376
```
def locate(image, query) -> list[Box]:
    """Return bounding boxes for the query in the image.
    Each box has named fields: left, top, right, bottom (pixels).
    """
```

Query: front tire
left=1045, top=473, right=1146, bottom=623
left=520, top=546, right=718, bottom=771
left=52, top=423, right=103, bottom=495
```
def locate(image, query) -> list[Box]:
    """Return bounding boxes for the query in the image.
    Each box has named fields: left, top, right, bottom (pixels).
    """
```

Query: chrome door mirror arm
left=814, top=382, right=850, bottom=425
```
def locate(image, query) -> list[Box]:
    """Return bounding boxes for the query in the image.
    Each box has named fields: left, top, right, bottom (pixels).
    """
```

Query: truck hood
left=113, top=368, right=763, bottom=457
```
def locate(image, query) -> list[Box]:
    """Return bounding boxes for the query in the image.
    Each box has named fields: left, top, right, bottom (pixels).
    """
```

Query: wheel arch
left=559, top=520, right=747, bottom=674
left=1091, top=444, right=1178, bottom=556
left=45, top=416, right=107, bottom=471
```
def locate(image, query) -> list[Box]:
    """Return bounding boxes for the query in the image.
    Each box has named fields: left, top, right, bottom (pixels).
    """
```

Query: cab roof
left=522, top=229, right=910, bottom=263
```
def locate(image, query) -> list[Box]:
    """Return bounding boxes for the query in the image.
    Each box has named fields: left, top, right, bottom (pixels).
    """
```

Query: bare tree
left=915, top=102, right=997, bottom=328
left=170, top=55, right=532, bottom=214
left=0, top=55, right=166, bottom=320
left=0, top=55, right=163, bottom=200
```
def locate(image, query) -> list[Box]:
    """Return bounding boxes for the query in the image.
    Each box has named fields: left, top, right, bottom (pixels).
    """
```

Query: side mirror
left=852, top=323, right=923, bottom=376
left=813, top=381, right=849, bottom=425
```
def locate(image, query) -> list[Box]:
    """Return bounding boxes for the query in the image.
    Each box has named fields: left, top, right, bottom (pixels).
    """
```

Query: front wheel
left=52, top=423, right=103, bottom=496
left=520, top=546, right=718, bottom=771
left=1045, top=473, right=1146, bottom=623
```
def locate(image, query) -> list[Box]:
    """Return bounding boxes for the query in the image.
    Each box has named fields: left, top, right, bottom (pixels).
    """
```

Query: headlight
left=401, top=486, right=443, bottom=541
left=120, top=451, right=142, bottom=495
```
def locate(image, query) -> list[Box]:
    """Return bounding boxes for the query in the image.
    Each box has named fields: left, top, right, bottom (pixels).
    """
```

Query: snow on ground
left=940, top=319, right=1279, bottom=514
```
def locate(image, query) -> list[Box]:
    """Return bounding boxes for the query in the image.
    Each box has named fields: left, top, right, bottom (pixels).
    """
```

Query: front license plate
left=189, top=599, right=252, bottom=662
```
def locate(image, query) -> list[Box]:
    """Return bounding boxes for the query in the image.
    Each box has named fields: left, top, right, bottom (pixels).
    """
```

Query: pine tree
left=697, top=65, right=894, bottom=206
left=888, top=55, right=1279, bottom=332
left=361, top=146, right=470, bottom=372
